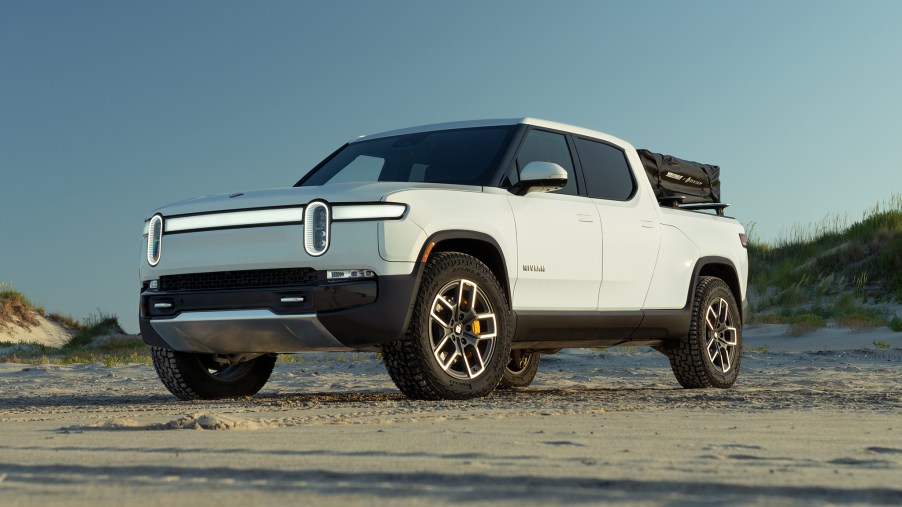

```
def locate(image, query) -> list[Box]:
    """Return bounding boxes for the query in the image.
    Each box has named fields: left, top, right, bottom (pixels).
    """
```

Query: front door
left=508, top=128, right=602, bottom=311
left=509, top=193, right=602, bottom=311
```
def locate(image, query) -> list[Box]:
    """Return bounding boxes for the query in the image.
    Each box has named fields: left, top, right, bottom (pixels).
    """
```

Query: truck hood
left=149, top=182, right=480, bottom=218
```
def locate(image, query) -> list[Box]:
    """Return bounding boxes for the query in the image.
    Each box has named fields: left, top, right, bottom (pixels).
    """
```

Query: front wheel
left=665, top=276, right=742, bottom=389
left=382, top=252, right=513, bottom=400
left=151, top=347, right=276, bottom=400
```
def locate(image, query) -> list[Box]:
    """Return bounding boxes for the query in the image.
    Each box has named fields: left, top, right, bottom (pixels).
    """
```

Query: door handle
left=640, top=220, right=655, bottom=229
left=577, top=213, right=594, bottom=223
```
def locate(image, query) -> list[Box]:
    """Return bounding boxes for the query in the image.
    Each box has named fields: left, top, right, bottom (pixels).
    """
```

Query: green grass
left=889, top=315, right=902, bottom=332
left=749, top=194, right=902, bottom=302
left=65, top=310, right=124, bottom=348
left=749, top=194, right=902, bottom=330
left=754, top=293, right=891, bottom=332
left=873, top=340, right=891, bottom=350
left=1, top=335, right=151, bottom=366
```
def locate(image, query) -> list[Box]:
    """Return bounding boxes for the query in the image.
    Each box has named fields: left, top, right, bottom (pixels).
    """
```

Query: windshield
left=297, top=126, right=516, bottom=187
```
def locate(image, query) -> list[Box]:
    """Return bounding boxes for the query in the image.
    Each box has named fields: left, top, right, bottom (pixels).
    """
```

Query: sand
left=1, top=324, right=900, bottom=506
left=0, top=314, right=71, bottom=348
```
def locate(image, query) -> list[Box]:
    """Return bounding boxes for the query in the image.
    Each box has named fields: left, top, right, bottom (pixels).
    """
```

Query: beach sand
left=1, top=324, right=900, bottom=506
left=0, top=314, right=71, bottom=348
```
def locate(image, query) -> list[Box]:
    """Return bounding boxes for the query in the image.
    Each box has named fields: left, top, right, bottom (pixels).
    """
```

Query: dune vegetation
left=0, top=282, right=41, bottom=330
left=748, top=193, right=902, bottom=334
left=0, top=282, right=145, bottom=365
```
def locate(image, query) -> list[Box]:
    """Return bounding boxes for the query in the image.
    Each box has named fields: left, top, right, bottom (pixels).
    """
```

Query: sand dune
left=0, top=314, right=72, bottom=347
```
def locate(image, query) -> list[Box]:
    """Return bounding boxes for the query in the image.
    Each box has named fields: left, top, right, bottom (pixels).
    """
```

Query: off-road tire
left=381, top=252, right=513, bottom=400
left=666, top=276, right=742, bottom=389
left=497, top=351, right=540, bottom=389
left=151, top=347, right=276, bottom=400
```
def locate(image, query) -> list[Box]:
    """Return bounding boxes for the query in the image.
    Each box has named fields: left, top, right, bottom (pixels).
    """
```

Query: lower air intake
left=159, top=268, right=322, bottom=292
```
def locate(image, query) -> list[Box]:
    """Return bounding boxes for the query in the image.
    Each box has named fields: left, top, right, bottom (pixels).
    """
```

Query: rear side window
left=515, top=129, right=578, bottom=196
left=574, top=137, right=635, bottom=201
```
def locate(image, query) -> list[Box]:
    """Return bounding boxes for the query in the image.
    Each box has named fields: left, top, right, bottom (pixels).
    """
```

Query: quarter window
left=574, top=138, right=635, bottom=201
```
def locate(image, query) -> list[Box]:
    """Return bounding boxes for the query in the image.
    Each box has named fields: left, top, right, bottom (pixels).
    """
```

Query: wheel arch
left=690, top=256, right=743, bottom=322
left=417, top=230, right=511, bottom=304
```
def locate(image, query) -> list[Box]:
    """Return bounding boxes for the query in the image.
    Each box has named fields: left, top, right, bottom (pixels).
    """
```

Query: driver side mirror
left=509, top=161, right=568, bottom=196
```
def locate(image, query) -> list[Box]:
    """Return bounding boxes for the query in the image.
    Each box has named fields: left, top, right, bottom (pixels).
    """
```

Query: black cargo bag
left=637, top=149, right=721, bottom=204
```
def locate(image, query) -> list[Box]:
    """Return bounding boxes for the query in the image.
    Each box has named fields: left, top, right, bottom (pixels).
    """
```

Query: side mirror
left=509, top=161, right=568, bottom=196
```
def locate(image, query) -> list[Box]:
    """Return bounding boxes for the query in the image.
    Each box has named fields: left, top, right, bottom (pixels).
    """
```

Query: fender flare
left=685, top=255, right=745, bottom=322
left=414, top=230, right=512, bottom=304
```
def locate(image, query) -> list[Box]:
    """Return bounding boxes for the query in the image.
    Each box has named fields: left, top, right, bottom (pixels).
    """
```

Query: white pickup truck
left=139, top=118, right=748, bottom=401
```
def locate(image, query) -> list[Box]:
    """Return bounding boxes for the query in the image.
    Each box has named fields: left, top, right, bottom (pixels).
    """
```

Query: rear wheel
left=497, top=351, right=540, bottom=389
left=151, top=347, right=276, bottom=400
left=666, top=276, right=742, bottom=388
left=382, top=252, right=512, bottom=400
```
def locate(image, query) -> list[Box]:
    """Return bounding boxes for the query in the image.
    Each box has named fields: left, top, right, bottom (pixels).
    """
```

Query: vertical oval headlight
left=304, top=201, right=330, bottom=256
left=147, top=214, right=163, bottom=266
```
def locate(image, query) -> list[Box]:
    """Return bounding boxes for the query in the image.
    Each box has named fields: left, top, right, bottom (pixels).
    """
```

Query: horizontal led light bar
left=332, top=203, right=406, bottom=221
left=158, top=202, right=406, bottom=235
left=165, top=208, right=305, bottom=233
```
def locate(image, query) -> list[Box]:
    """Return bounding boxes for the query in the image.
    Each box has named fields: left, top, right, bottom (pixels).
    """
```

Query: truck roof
left=352, top=118, right=634, bottom=151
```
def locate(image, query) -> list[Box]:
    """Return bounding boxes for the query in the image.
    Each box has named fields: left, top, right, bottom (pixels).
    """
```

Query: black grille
left=159, top=268, right=322, bottom=292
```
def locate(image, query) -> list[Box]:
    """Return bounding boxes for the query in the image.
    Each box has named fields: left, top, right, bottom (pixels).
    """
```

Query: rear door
left=508, top=128, right=602, bottom=311
left=572, top=136, right=660, bottom=311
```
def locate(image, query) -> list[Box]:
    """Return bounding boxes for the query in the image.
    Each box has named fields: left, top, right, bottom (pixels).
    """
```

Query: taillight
left=739, top=233, right=748, bottom=248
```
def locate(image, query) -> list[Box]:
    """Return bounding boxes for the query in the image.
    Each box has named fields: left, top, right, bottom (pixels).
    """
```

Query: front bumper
left=139, top=273, right=419, bottom=354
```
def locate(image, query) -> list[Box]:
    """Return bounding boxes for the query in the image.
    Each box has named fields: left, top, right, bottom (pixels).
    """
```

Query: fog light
left=148, top=280, right=159, bottom=290
left=327, top=269, right=375, bottom=281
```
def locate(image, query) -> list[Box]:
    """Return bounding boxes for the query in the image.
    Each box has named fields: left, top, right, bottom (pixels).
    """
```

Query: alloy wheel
left=705, top=297, right=738, bottom=373
left=428, top=278, right=498, bottom=380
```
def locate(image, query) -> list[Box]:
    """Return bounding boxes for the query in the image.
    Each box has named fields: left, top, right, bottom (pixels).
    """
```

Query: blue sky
left=2, top=1, right=901, bottom=332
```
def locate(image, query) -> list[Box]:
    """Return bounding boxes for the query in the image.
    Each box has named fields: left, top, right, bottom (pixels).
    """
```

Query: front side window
left=574, top=137, right=635, bottom=201
left=298, top=126, right=516, bottom=187
left=515, top=129, right=578, bottom=196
